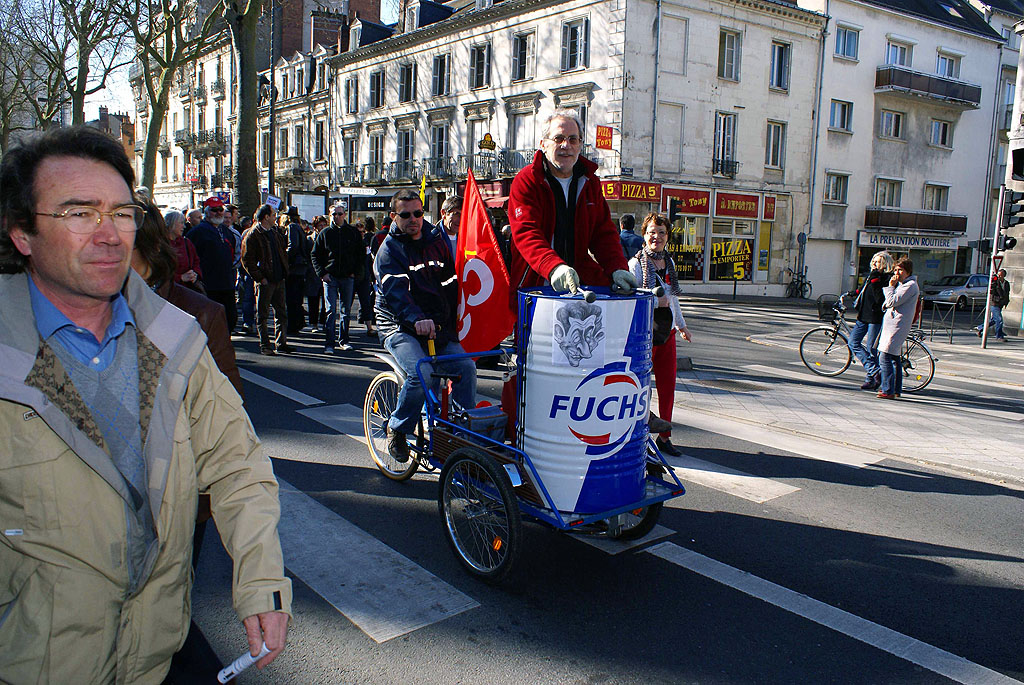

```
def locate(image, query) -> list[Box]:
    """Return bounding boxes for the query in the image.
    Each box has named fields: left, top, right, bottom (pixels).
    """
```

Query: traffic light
left=998, top=229, right=1018, bottom=251
left=1001, top=190, right=1024, bottom=228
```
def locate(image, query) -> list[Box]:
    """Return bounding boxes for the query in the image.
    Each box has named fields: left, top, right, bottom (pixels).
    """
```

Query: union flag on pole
left=455, top=169, right=516, bottom=353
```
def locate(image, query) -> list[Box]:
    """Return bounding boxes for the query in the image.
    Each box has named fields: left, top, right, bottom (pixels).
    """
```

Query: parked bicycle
left=785, top=266, right=813, bottom=299
left=799, top=295, right=937, bottom=392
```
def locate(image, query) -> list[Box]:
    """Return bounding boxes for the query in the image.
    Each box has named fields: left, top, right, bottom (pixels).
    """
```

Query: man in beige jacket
left=0, top=125, right=291, bottom=683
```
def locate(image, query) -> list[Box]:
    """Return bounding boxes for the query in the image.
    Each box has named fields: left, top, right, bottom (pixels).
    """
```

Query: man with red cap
left=186, top=196, right=237, bottom=331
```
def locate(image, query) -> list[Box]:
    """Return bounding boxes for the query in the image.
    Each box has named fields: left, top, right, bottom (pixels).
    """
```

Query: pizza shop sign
left=601, top=181, right=661, bottom=202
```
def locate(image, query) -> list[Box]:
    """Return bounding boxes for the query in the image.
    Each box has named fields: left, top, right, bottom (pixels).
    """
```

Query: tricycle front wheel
left=363, top=371, right=418, bottom=481
left=438, top=447, right=521, bottom=583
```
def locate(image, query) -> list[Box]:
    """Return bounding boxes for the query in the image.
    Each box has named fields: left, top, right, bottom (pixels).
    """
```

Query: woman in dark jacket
left=848, top=251, right=894, bottom=390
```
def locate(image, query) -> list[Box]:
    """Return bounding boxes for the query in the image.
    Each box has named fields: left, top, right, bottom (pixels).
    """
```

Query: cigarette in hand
left=217, top=642, right=271, bottom=683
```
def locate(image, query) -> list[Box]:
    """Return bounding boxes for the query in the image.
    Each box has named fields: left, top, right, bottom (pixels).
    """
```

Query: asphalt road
left=188, top=300, right=1024, bottom=684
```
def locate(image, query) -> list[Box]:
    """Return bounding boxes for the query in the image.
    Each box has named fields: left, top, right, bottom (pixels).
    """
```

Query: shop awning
left=484, top=196, right=509, bottom=208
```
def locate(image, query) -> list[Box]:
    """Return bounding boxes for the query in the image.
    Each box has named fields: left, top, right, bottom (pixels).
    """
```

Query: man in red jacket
left=508, top=109, right=637, bottom=298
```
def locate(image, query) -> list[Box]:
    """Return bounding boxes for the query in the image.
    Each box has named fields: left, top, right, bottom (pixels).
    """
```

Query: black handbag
left=652, top=307, right=674, bottom=346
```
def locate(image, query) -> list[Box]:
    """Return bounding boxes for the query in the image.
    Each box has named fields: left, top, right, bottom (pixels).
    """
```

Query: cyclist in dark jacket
left=848, top=250, right=894, bottom=390
left=373, top=190, right=476, bottom=462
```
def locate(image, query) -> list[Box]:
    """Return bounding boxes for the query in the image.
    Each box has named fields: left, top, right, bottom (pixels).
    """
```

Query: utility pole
left=268, top=1, right=278, bottom=197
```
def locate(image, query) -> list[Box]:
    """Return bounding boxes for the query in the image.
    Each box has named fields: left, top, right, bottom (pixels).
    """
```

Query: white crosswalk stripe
left=276, top=479, right=479, bottom=642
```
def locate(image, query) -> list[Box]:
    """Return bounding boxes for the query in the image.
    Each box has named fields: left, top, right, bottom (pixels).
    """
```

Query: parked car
left=920, top=273, right=989, bottom=310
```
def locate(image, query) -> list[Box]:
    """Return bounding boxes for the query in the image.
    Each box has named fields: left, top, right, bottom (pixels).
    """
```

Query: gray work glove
left=549, top=264, right=580, bottom=294
left=611, top=269, right=638, bottom=295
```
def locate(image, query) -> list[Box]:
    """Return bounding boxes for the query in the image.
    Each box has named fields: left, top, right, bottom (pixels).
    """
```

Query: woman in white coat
left=876, top=257, right=920, bottom=399
left=629, top=213, right=691, bottom=456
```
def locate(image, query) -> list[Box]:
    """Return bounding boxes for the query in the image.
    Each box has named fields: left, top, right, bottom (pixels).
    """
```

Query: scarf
left=637, top=246, right=680, bottom=295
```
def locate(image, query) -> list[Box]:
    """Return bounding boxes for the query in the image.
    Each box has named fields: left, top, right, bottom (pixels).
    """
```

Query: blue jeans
left=976, top=305, right=1005, bottom=338
left=238, top=271, right=255, bottom=327
left=384, top=332, right=478, bottom=434
left=848, top=321, right=882, bottom=379
left=323, top=276, right=354, bottom=346
left=879, top=351, right=902, bottom=396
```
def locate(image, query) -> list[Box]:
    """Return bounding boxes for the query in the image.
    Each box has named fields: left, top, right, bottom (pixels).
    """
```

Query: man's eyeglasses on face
left=36, top=205, right=145, bottom=234
left=546, top=135, right=582, bottom=146
left=208, top=208, right=224, bottom=213
left=397, top=210, right=424, bottom=219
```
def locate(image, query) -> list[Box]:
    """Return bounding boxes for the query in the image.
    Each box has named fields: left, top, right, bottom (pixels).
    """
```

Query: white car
left=921, top=273, right=989, bottom=310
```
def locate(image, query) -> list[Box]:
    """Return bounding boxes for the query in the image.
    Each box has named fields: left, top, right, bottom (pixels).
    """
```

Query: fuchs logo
left=548, top=361, right=648, bottom=456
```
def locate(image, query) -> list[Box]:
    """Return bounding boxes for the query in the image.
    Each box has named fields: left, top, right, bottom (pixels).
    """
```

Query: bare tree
left=116, top=0, right=224, bottom=190
left=15, top=0, right=133, bottom=125
left=0, top=0, right=37, bottom=152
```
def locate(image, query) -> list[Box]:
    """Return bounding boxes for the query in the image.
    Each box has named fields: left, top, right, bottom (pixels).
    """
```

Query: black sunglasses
left=396, top=210, right=424, bottom=219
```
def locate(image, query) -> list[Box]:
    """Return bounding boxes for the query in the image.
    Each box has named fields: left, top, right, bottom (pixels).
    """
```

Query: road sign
left=993, top=254, right=1003, bottom=270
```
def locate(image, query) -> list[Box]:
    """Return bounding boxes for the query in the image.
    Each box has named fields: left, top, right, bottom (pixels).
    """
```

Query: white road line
left=276, top=478, right=479, bottom=643
left=239, top=369, right=323, bottom=406
left=647, top=542, right=1020, bottom=685
left=669, top=454, right=801, bottom=503
left=671, top=407, right=884, bottom=468
left=298, top=403, right=367, bottom=444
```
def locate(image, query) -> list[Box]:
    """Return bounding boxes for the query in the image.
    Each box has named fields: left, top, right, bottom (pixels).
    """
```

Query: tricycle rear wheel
left=438, top=447, right=521, bottom=583
left=612, top=502, right=664, bottom=540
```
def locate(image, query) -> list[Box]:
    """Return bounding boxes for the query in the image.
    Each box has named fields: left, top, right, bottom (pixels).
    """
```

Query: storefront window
left=709, top=219, right=754, bottom=281
left=670, top=216, right=706, bottom=281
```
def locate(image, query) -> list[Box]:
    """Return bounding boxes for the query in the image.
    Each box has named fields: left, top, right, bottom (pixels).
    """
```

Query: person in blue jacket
left=374, top=189, right=477, bottom=461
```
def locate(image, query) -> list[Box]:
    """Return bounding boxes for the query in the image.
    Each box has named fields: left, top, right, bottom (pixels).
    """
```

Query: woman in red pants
left=628, top=213, right=692, bottom=456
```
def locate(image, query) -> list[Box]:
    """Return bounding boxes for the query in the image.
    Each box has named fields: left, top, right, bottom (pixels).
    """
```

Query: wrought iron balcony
left=195, top=174, right=208, bottom=189
left=712, top=158, right=739, bottom=178
left=274, top=157, right=311, bottom=177
left=338, top=165, right=361, bottom=184
left=497, top=149, right=533, bottom=177
left=194, top=128, right=227, bottom=155
left=178, top=83, right=191, bottom=100
left=173, top=128, right=195, bottom=147
left=361, top=163, right=386, bottom=184
left=423, top=157, right=455, bottom=180
left=875, top=65, right=981, bottom=109
left=456, top=153, right=496, bottom=179
left=863, top=206, right=968, bottom=234
left=1002, top=104, right=1015, bottom=131
left=209, top=174, right=225, bottom=188
left=387, top=160, right=419, bottom=183
left=211, top=78, right=226, bottom=100
left=194, top=84, right=207, bottom=104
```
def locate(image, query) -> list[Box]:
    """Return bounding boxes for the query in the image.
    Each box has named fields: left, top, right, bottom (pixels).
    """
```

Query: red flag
left=455, top=169, right=516, bottom=353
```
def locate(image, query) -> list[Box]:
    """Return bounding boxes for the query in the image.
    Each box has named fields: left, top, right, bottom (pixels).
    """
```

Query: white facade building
left=321, top=0, right=827, bottom=294
left=798, top=0, right=1002, bottom=294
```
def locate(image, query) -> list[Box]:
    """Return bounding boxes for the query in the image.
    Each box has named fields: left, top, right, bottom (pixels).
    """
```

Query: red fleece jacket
left=508, top=150, right=627, bottom=305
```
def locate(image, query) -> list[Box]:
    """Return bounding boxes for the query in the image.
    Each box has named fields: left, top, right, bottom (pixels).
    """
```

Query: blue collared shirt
left=28, top=274, right=135, bottom=372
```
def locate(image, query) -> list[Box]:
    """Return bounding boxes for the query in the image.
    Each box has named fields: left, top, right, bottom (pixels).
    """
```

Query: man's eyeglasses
left=545, top=135, right=582, bottom=146
left=36, top=205, right=145, bottom=234
left=396, top=209, right=424, bottom=219
left=207, top=207, right=224, bottom=213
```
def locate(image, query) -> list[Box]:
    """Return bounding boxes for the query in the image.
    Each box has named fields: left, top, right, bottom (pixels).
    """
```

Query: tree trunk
left=70, top=50, right=90, bottom=125
left=229, top=7, right=262, bottom=218
left=140, top=72, right=173, bottom=192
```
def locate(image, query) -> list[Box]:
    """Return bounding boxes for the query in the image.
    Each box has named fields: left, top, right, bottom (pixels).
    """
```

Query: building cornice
left=845, top=0, right=1004, bottom=43
left=707, top=0, right=827, bottom=26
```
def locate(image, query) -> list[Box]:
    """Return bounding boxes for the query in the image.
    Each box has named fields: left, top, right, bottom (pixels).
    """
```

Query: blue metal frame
left=413, top=348, right=686, bottom=532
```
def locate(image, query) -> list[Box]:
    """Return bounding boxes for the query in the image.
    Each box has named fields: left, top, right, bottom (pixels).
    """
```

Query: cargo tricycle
left=362, top=286, right=685, bottom=583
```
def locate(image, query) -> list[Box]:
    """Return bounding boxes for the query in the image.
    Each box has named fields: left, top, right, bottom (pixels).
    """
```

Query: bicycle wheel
left=785, top=281, right=798, bottom=298
left=799, top=327, right=851, bottom=377
left=802, top=280, right=812, bottom=299
left=363, top=371, right=418, bottom=481
left=439, top=447, right=521, bottom=583
left=901, top=339, right=935, bottom=393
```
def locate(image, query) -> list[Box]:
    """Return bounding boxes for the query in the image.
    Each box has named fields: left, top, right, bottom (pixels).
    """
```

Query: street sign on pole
left=993, top=254, right=1003, bottom=270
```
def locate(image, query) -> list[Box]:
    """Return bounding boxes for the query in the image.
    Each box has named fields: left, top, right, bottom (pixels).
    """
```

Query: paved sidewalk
left=669, top=353, right=1024, bottom=486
